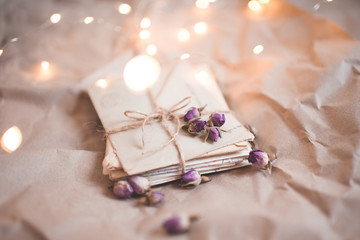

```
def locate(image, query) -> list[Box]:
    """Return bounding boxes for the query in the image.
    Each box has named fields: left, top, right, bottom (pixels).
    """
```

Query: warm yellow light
left=1, top=126, right=22, bottom=153
left=196, top=70, right=209, bottom=82
left=50, top=13, right=61, bottom=24
left=140, top=17, right=151, bottom=29
left=248, top=0, right=262, bottom=11
left=83, top=17, right=94, bottom=24
left=123, top=55, right=161, bottom=92
left=41, top=61, right=50, bottom=70
left=326, top=0, right=333, bottom=2
left=146, top=44, right=157, bottom=56
left=118, top=3, right=132, bottom=14
left=139, top=30, right=151, bottom=40
left=259, top=0, right=270, bottom=4
left=177, top=29, right=190, bottom=42
left=253, top=45, right=264, bottom=54
left=194, top=22, right=208, bottom=35
left=95, top=79, right=108, bottom=88
left=0, top=49, right=3, bottom=56
left=180, top=53, right=190, bottom=60
left=196, top=0, right=209, bottom=9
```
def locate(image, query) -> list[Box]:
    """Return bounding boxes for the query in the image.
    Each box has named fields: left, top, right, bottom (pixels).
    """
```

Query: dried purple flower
left=184, top=108, right=200, bottom=122
left=128, top=176, right=150, bottom=195
left=188, top=120, right=206, bottom=134
left=181, top=170, right=201, bottom=187
left=211, top=113, right=225, bottom=127
left=163, top=214, right=197, bottom=234
left=138, top=191, right=165, bottom=206
left=147, top=191, right=165, bottom=206
left=113, top=180, right=133, bottom=199
left=248, top=149, right=269, bottom=168
left=208, top=127, right=219, bottom=142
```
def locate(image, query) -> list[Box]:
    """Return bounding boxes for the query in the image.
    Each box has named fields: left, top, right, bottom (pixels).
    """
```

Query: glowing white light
left=50, top=13, right=61, bottom=24
left=326, top=0, right=333, bottom=2
left=253, top=45, right=264, bottom=54
left=196, top=71, right=209, bottom=81
left=194, top=22, right=208, bottom=35
left=95, top=79, right=108, bottom=88
left=146, top=44, right=157, bottom=56
left=248, top=0, right=261, bottom=11
left=118, top=3, right=132, bottom=15
left=177, top=29, right=190, bottom=42
left=259, top=0, right=270, bottom=4
left=139, top=30, right=151, bottom=40
left=1, top=126, right=22, bottom=153
left=83, top=17, right=94, bottom=24
left=140, top=17, right=151, bottom=29
left=194, top=66, right=216, bottom=89
left=123, top=55, right=161, bottom=92
left=10, top=38, right=18, bottom=43
left=196, top=0, right=209, bottom=9
left=0, top=49, right=3, bottom=56
left=180, top=53, right=190, bottom=60
left=41, top=61, right=50, bottom=70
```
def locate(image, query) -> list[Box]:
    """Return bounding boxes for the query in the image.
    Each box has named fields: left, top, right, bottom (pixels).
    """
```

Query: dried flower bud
left=184, top=107, right=200, bottom=122
left=148, top=191, right=165, bottom=206
left=113, top=180, right=133, bottom=199
left=138, top=191, right=165, bottom=206
left=248, top=149, right=269, bottom=168
left=128, top=176, right=150, bottom=195
left=208, top=127, right=219, bottom=142
left=181, top=170, right=201, bottom=187
left=211, top=113, right=225, bottom=127
left=163, top=214, right=197, bottom=234
left=188, top=120, right=206, bottom=134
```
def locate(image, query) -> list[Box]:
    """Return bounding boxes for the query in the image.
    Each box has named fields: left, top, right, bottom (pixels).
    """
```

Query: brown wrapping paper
left=1, top=0, right=359, bottom=239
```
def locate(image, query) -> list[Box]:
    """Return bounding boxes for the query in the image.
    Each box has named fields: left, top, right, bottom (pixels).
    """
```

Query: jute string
left=105, top=91, right=191, bottom=173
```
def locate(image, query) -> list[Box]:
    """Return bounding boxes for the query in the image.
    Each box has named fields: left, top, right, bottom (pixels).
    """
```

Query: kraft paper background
left=1, top=0, right=359, bottom=239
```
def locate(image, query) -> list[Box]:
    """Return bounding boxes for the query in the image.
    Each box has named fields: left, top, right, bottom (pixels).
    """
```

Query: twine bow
left=105, top=91, right=191, bottom=173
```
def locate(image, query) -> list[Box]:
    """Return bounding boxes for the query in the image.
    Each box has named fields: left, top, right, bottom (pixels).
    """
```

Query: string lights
left=1, top=126, right=22, bottom=153
left=83, top=16, right=95, bottom=24
left=95, top=79, right=108, bottom=88
left=193, top=22, right=208, bottom=35
left=118, top=3, right=132, bottom=15
left=253, top=45, right=264, bottom=54
left=140, top=17, right=151, bottom=29
left=146, top=44, right=157, bottom=56
left=40, top=61, right=50, bottom=70
left=177, top=29, right=191, bottom=42
left=2, top=0, right=333, bottom=152
left=50, top=13, right=62, bottom=24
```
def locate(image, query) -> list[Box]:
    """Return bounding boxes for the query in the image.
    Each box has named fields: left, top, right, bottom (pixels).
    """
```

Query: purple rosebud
left=147, top=191, right=165, bottom=206
left=128, top=176, right=150, bottom=195
left=248, top=149, right=269, bottom=168
left=188, top=120, right=206, bottom=134
left=184, top=108, right=200, bottom=122
left=208, top=127, right=219, bottom=142
left=211, top=113, right=225, bottom=127
left=181, top=170, right=201, bottom=187
left=163, top=214, right=191, bottom=234
left=113, top=180, right=133, bottom=199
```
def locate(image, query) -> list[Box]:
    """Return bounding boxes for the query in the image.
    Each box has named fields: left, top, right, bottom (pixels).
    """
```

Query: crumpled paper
left=0, top=0, right=359, bottom=239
